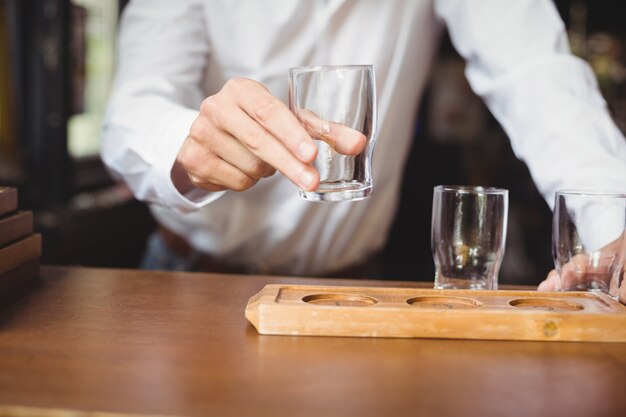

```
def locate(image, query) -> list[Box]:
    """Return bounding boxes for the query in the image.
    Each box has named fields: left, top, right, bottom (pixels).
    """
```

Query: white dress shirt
left=102, top=0, right=626, bottom=276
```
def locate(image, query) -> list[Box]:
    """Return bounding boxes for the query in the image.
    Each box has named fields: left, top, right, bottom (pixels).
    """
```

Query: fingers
left=217, top=105, right=319, bottom=190
left=225, top=78, right=318, bottom=163
left=541, top=267, right=625, bottom=305
left=537, top=269, right=560, bottom=291
left=179, top=112, right=281, bottom=192
left=196, top=119, right=276, bottom=180
left=178, top=133, right=261, bottom=192
left=206, top=79, right=320, bottom=191
left=296, top=109, right=367, bottom=155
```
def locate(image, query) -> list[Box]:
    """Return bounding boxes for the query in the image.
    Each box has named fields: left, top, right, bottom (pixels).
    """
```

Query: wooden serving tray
left=245, top=284, right=626, bottom=342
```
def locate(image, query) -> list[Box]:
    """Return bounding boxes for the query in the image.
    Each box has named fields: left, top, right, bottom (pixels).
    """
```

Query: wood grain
left=0, top=266, right=624, bottom=417
left=0, top=404, right=183, bottom=417
left=246, top=284, right=626, bottom=342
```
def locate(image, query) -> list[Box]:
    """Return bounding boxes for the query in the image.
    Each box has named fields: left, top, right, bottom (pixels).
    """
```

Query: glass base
left=300, top=182, right=372, bottom=202
left=434, top=276, right=497, bottom=290
left=559, top=280, right=610, bottom=294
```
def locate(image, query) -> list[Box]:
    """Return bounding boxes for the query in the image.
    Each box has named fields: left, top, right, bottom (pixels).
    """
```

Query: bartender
left=102, top=0, right=626, bottom=293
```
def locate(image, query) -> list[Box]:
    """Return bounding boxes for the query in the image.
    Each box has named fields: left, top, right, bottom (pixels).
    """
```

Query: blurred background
left=0, top=0, right=624, bottom=284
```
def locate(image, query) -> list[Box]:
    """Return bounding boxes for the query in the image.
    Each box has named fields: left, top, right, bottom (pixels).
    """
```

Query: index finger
left=295, top=109, right=367, bottom=155
left=229, top=79, right=318, bottom=163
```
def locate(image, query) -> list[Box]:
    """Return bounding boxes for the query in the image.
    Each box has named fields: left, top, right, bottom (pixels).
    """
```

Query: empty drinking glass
left=552, top=190, right=626, bottom=298
left=431, top=185, right=508, bottom=290
left=288, top=65, right=377, bottom=202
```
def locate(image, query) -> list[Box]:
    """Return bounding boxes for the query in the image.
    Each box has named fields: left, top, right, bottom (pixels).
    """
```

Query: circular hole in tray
left=406, top=296, right=483, bottom=309
left=509, top=298, right=584, bottom=312
left=302, top=293, right=378, bottom=307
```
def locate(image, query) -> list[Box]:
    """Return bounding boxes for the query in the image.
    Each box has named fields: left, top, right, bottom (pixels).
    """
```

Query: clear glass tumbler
left=288, top=65, right=377, bottom=202
left=431, top=185, right=509, bottom=290
left=552, top=190, right=626, bottom=298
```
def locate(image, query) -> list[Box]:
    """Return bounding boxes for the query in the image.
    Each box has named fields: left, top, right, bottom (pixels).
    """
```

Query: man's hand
left=173, top=78, right=366, bottom=194
left=538, top=268, right=625, bottom=304
left=538, top=236, right=626, bottom=304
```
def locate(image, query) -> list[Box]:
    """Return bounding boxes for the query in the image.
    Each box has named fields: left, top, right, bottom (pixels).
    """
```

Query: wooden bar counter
left=0, top=266, right=624, bottom=417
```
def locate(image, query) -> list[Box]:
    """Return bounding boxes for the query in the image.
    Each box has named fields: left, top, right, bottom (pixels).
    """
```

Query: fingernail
left=298, top=170, right=316, bottom=189
left=298, top=141, right=316, bottom=160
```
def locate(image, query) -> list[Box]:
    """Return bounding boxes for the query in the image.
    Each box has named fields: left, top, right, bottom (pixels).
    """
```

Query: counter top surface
left=0, top=266, right=624, bottom=417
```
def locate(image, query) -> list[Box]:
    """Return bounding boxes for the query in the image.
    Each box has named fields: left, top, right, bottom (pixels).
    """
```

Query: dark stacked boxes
left=0, top=187, right=41, bottom=297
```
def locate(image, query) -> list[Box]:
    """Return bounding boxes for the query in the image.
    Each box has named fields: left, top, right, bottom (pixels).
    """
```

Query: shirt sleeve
left=435, top=0, right=626, bottom=208
left=101, top=0, right=224, bottom=213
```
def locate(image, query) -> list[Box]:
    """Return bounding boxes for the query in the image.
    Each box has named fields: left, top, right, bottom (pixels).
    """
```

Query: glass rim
left=434, top=185, right=508, bottom=195
left=556, top=189, right=626, bottom=198
left=288, top=64, right=373, bottom=74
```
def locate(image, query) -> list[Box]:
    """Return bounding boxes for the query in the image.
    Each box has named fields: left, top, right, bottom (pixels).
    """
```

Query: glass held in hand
left=552, top=190, right=626, bottom=298
left=288, top=65, right=377, bottom=202
left=431, top=185, right=509, bottom=290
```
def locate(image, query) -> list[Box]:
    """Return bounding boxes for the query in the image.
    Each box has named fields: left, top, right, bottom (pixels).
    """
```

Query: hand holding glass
left=552, top=190, right=626, bottom=298
left=288, top=65, right=377, bottom=202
